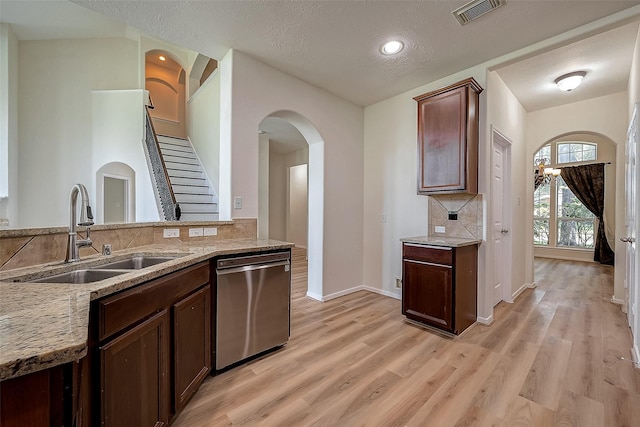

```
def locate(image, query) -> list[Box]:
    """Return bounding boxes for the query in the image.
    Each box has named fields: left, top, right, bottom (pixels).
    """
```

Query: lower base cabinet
left=93, top=262, right=211, bottom=426
left=402, top=243, right=478, bottom=335
left=101, top=310, right=170, bottom=427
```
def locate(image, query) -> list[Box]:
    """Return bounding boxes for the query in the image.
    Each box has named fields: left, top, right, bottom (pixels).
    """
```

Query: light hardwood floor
left=173, top=249, right=640, bottom=426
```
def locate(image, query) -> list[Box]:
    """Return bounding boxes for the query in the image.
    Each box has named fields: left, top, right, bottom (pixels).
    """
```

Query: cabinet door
left=173, top=285, right=211, bottom=412
left=417, top=85, right=467, bottom=194
left=100, top=310, right=170, bottom=427
left=402, top=259, right=453, bottom=332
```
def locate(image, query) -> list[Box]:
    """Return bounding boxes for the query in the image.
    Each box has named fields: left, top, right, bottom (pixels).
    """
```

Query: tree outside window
left=533, top=142, right=597, bottom=249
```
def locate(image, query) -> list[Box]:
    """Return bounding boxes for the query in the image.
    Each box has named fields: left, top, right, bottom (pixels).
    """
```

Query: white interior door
left=624, top=103, right=639, bottom=363
left=492, top=129, right=512, bottom=306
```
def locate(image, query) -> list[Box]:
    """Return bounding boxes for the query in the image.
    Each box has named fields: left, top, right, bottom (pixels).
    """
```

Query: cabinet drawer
left=403, top=244, right=452, bottom=266
left=98, top=262, right=209, bottom=341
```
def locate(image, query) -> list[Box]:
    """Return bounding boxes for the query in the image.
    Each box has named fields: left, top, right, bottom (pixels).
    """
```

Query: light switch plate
left=189, top=227, right=204, bottom=237
left=163, top=228, right=180, bottom=238
left=234, top=196, right=242, bottom=209
left=435, top=226, right=446, bottom=233
left=204, top=227, right=218, bottom=236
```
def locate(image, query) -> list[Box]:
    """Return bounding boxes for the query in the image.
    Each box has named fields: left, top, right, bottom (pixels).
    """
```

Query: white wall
left=363, top=64, right=489, bottom=305
left=630, top=25, right=640, bottom=118
left=526, top=92, right=628, bottom=301
left=17, top=38, right=138, bottom=227
left=187, top=70, right=220, bottom=196
left=0, top=24, right=18, bottom=226
left=91, top=90, right=159, bottom=223
left=289, top=163, right=308, bottom=248
left=220, top=50, right=364, bottom=298
left=269, top=150, right=286, bottom=241
left=485, top=71, right=529, bottom=309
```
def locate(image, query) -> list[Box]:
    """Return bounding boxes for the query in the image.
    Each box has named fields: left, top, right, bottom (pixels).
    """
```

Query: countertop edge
left=400, top=236, right=482, bottom=248
left=0, top=239, right=294, bottom=380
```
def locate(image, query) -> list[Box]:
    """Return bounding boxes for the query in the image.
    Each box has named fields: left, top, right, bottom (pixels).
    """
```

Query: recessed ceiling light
left=381, top=40, right=404, bottom=55
left=554, top=71, right=586, bottom=92
left=159, top=55, right=166, bottom=61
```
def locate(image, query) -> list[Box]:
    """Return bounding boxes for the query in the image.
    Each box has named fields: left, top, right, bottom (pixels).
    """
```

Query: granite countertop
left=400, top=235, right=482, bottom=248
left=0, top=238, right=293, bottom=381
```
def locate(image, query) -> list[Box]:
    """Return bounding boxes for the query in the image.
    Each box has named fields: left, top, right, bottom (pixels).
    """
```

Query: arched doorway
left=145, top=50, right=186, bottom=138
left=258, top=111, right=325, bottom=300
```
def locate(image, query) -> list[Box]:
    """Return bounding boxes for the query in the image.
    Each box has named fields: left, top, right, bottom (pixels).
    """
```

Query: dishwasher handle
left=216, top=252, right=290, bottom=270
left=216, top=260, right=290, bottom=276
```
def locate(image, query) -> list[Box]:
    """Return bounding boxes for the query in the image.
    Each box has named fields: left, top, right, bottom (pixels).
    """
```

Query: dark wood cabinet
left=173, top=284, right=211, bottom=412
left=402, top=243, right=478, bottom=334
left=100, top=310, right=170, bottom=427
left=414, top=78, right=483, bottom=195
left=94, top=262, right=211, bottom=425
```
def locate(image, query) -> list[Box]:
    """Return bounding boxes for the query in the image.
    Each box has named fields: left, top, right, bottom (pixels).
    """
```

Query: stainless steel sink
left=97, top=256, right=179, bottom=270
left=30, top=269, right=129, bottom=284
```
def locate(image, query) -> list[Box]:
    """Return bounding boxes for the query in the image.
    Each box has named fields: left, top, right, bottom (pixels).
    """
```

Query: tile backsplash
left=0, top=219, right=257, bottom=271
left=428, top=194, right=483, bottom=239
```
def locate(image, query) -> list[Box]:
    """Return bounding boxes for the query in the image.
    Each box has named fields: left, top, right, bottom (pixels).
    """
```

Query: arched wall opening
left=531, top=131, right=617, bottom=263
left=258, top=110, right=325, bottom=300
left=95, top=162, right=136, bottom=224
left=145, top=49, right=186, bottom=138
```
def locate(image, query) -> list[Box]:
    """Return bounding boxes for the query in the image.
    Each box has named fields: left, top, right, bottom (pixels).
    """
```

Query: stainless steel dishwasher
left=215, top=251, right=291, bottom=370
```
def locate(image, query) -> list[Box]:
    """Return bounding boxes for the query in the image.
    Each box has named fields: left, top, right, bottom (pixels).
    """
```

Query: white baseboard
left=610, top=296, right=625, bottom=305
left=509, top=282, right=536, bottom=303
left=307, top=285, right=401, bottom=302
left=362, top=285, right=401, bottom=300
left=632, top=345, right=640, bottom=369
left=305, top=291, right=323, bottom=302
left=477, top=314, right=493, bottom=325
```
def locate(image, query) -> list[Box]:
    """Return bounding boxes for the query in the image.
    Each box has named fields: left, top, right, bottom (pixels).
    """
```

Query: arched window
left=534, top=141, right=597, bottom=249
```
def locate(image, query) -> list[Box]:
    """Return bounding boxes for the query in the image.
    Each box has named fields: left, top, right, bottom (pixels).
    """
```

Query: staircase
left=157, top=135, right=219, bottom=221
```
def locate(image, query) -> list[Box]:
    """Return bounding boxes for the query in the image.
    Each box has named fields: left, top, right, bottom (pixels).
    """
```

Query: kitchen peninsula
left=0, top=219, right=293, bottom=426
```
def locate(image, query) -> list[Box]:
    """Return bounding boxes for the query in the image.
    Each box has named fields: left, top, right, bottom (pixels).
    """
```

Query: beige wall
left=0, top=24, right=18, bottom=226
left=220, top=50, right=364, bottom=300
left=526, top=92, right=628, bottom=300
left=187, top=69, right=220, bottom=195
left=17, top=37, right=139, bottom=228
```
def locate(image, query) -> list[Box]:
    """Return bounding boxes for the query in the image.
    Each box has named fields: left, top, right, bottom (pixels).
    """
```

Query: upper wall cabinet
left=414, top=78, right=483, bottom=195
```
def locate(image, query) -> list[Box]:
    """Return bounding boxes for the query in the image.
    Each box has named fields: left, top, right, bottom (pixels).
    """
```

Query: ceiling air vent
left=452, top=0, right=506, bottom=25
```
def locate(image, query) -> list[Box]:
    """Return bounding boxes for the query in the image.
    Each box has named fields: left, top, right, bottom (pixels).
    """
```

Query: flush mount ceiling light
left=381, top=40, right=404, bottom=55
left=554, top=71, right=586, bottom=92
left=158, top=55, right=166, bottom=61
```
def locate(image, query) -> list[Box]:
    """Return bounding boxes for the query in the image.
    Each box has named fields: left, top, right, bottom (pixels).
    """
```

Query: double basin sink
left=19, top=255, right=182, bottom=284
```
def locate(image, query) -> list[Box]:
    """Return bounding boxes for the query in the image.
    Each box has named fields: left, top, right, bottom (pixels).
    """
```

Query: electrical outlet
left=234, top=196, right=242, bottom=209
left=189, top=227, right=204, bottom=237
left=381, top=213, right=387, bottom=223
left=163, top=228, right=180, bottom=238
left=435, top=226, right=446, bottom=233
left=395, top=277, right=402, bottom=289
left=204, top=227, right=218, bottom=236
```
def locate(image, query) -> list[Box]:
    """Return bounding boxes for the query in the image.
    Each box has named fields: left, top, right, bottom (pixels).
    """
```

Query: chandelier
left=534, top=158, right=561, bottom=188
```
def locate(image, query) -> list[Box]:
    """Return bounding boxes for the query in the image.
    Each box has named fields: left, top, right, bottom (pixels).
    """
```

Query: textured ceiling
left=495, top=21, right=640, bottom=112
left=68, top=0, right=640, bottom=106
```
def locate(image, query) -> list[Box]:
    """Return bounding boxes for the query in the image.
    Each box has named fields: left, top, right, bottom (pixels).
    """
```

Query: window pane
left=534, top=219, right=550, bottom=245
left=556, top=177, right=595, bottom=219
left=557, top=142, right=597, bottom=164
left=557, top=219, right=595, bottom=248
left=534, top=184, right=550, bottom=218
left=534, top=144, right=551, bottom=167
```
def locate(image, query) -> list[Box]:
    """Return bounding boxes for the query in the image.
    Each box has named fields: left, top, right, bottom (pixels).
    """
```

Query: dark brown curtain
left=560, top=163, right=614, bottom=265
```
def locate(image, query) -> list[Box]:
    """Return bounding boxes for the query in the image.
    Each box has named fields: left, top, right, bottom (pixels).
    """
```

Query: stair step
left=179, top=212, right=220, bottom=221
left=158, top=142, right=193, bottom=153
left=157, top=135, right=190, bottom=145
left=160, top=148, right=197, bottom=160
left=175, top=193, right=215, bottom=203
left=179, top=202, right=218, bottom=213
left=168, top=169, right=203, bottom=179
left=164, top=161, right=202, bottom=176
left=172, top=184, right=211, bottom=194
left=163, top=155, right=199, bottom=166
left=170, top=176, right=208, bottom=186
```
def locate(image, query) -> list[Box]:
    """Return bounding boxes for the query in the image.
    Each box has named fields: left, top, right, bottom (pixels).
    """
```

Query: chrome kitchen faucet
left=65, top=183, right=94, bottom=263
